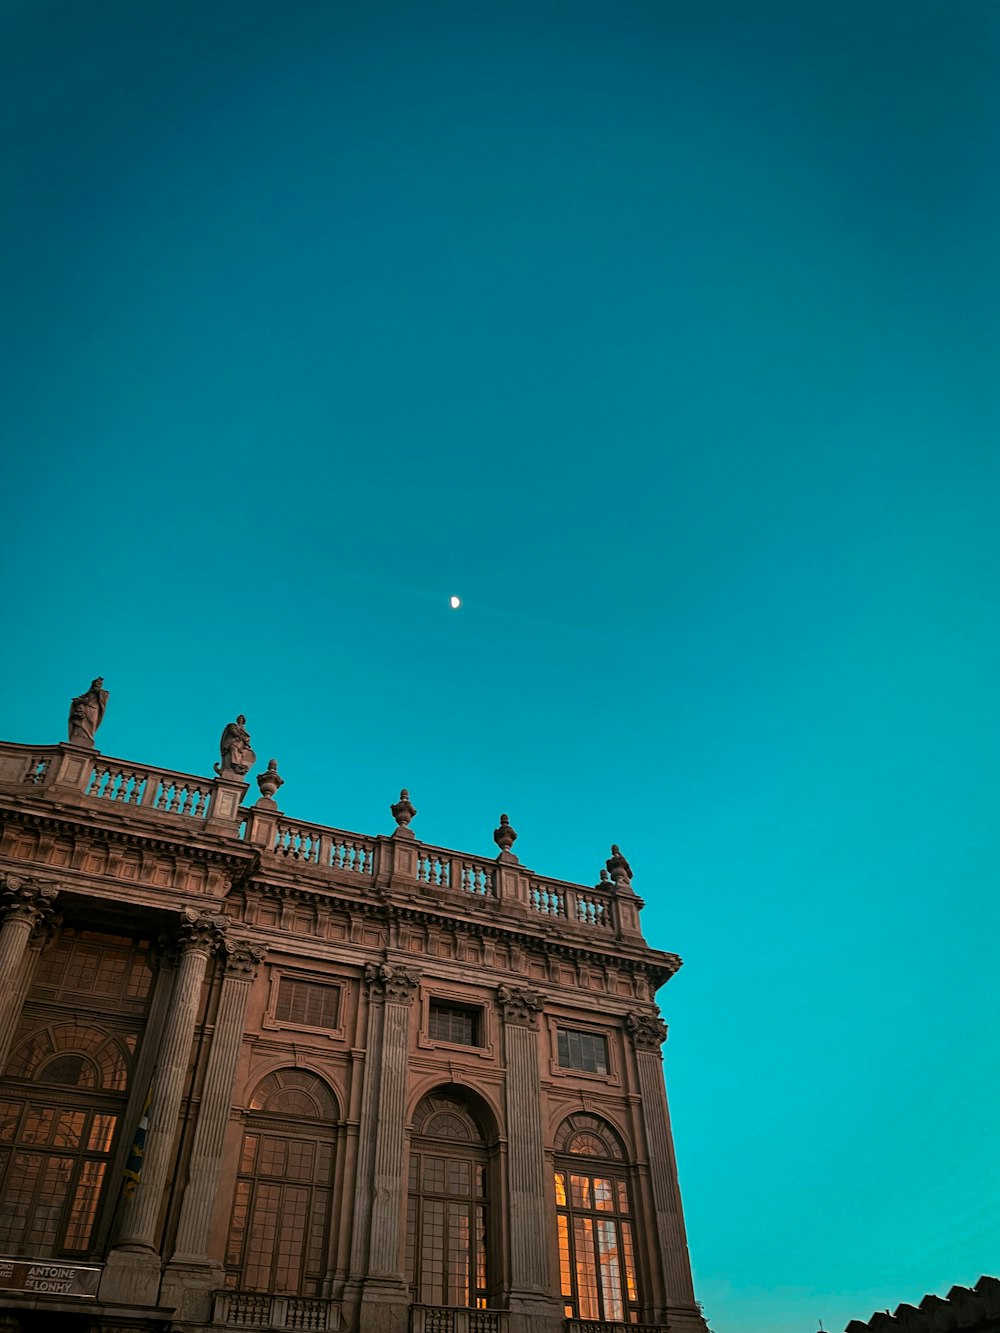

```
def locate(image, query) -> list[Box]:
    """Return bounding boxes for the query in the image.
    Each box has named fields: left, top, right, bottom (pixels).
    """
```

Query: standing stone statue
left=215, top=715, right=256, bottom=778
left=67, top=677, right=109, bottom=746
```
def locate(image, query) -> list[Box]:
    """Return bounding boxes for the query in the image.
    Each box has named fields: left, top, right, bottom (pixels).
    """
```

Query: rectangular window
left=429, top=1003, right=481, bottom=1047
left=557, top=1028, right=609, bottom=1075
left=274, top=979, right=340, bottom=1029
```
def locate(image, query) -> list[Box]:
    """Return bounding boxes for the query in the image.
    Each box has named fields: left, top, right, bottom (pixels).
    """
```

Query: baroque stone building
left=0, top=721, right=707, bottom=1333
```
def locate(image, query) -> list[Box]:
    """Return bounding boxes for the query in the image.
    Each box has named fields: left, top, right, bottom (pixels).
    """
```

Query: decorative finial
left=67, top=677, right=108, bottom=747
left=215, top=715, right=256, bottom=779
left=493, top=813, right=518, bottom=858
left=256, top=759, right=284, bottom=804
left=606, top=844, right=633, bottom=889
left=391, top=788, right=416, bottom=830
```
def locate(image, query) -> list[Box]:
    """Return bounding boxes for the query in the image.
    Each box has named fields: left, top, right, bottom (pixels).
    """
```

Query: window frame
left=547, top=1018, right=619, bottom=1085
left=262, top=968, right=345, bottom=1042
left=418, top=989, right=494, bottom=1060
left=553, top=1114, right=642, bottom=1325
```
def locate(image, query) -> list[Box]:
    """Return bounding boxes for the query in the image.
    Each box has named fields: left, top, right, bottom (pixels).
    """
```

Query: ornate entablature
left=0, top=738, right=681, bottom=991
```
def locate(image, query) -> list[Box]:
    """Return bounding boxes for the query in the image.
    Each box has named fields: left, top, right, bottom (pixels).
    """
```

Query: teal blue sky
left=2, top=4, right=998, bottom=1330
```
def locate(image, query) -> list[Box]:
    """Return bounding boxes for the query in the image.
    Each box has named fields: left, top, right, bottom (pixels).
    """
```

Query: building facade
left=0, top=728, right=707, bottom=1333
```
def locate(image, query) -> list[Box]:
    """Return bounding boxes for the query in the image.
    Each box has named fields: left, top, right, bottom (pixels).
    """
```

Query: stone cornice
left=237, top=878, right=681, bottom=986
left=0, top=803, right=256, bottom=869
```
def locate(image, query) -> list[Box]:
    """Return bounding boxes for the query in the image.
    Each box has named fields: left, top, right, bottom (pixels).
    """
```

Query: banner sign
left=0, top=1259, right=100, bottom=1297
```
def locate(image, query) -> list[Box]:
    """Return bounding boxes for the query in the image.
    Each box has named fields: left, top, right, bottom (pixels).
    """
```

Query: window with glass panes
left=225, top=1071, right=339, bottom=1296
left=406, top=1092, right=490, bottom=1308
left=557, top=1027, right=609, bottom=1075
left=554, top=1114, right=640, bottom=1323
left=428, top=1002, right=481, bottom=1046
left=0, top=927, right=152, bottom=1259
left=274, top=978, right=340, bottom=1029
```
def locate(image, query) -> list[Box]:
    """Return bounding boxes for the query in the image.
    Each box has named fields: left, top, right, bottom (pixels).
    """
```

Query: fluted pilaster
left=116, top=909, right=228, bottom=1251
left=170, top=940, right=266, bottom=1264
left=498, top=985, right=550, bottom=1294
left=0, top=875, right=58, bottom=1071
left=629, top=1012, right=699, bottom=1312
left=364, top=962, right=419, bottom=1278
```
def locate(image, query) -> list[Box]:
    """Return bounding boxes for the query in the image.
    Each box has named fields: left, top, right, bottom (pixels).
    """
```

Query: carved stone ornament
left=496, top=984, right=543, bottom=1028
left=390, top=789, right=416, bottom=828
left=177, top=907, right=229, bottom=955
left=222, top=940, right=268, bottom=979
left=256, top=759, right=284, bottom=802
left=364, top=961, right=421, bottom=1004
left=493, top=813, right=518, bottom=855
left=626, top=1011, right=668, bottom=1050
left=606, top=844, right=634, bottom=890
left=0, top=874, right=59, bottom=928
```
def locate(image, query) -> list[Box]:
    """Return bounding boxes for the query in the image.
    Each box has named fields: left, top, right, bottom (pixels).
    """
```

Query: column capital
left=496, top=984, right=543, bottom=1028
left=0, top=874, right=59, bottom=929
left=221, top=939, right=268, bottom=979
left=177, top=907, right=229, bottom=956
left=626, top=1009, right=668, bottom=1050
left=364, top=961, right=420, bottom=1005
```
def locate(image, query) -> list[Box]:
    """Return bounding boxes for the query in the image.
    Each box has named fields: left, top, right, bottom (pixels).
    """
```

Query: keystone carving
left=364, top=961, right=421, bottom=1004
left=626, top=1011, right=668, bottom=1050
left=222, top=940, right=268, bottom=979
left=177, top=907, right=230, bottom=955
left=0, top=874, right=59, bottom=930
left=496, top=984, right=543, bottom=1028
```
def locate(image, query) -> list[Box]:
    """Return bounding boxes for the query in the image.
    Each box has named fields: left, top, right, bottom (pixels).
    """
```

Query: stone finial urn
left=391, top=788, right=416, bottom=832
left=493, top=813, right=518, bottom=856
left=606, top=844, right=634, bottom=889
left=256, top=759, right=284, bottom=804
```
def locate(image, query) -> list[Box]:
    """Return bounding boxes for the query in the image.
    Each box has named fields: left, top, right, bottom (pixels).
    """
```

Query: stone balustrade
left=410, top=1308, right=508, bottom=1333
left=0, top=740, right=636, bottom=940
left=212, top=1291, right=341, bottom=1330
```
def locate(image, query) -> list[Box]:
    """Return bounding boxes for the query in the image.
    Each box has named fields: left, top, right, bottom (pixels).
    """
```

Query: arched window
left=0, top=1024, right=131, bottom=1257
left=406, top=1090, right=492, bottom=1308
left=225, top=1070, right=339, bottom=1296
left=554, top=1113, right=640, bottom=1323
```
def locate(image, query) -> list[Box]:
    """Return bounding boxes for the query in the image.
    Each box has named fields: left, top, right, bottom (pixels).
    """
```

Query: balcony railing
left=410, top=1307, right=508, bottom=1333
left=566, top=1322, right=670, bottom=1333
left=212, top=1291, right=341, bottom=1330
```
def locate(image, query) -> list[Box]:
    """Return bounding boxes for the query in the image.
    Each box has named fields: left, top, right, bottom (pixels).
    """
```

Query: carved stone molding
left=222, top=939, right=268, bottom=979
left=496, top=984, right=543, bottom=1028
left=626, top=1010, right=668, bottom=1050
left=364, top=961, right=421, bottom=1005
left=177, top=907, right=229, bottom=955
left=0, top=874, right=59, bottom=929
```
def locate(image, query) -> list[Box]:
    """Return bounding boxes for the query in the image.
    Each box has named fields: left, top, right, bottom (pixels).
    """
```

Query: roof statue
left=67, top=677, right=108, bottom=747
left=215, top=714, right=256, bottom=779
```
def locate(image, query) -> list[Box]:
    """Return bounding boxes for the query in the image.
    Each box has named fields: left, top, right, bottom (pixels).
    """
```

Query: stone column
left=347, top=962, right=419, bottom=1333
left=0, top=875, right=58, bottom=1071
left=627, top=1012, right=707, bottom=1333
left=497, top=986, right=563, bottom=1333
left=164, top=939, right=267, bottom=1308
left=100, top=909, right=228, bottom=1308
